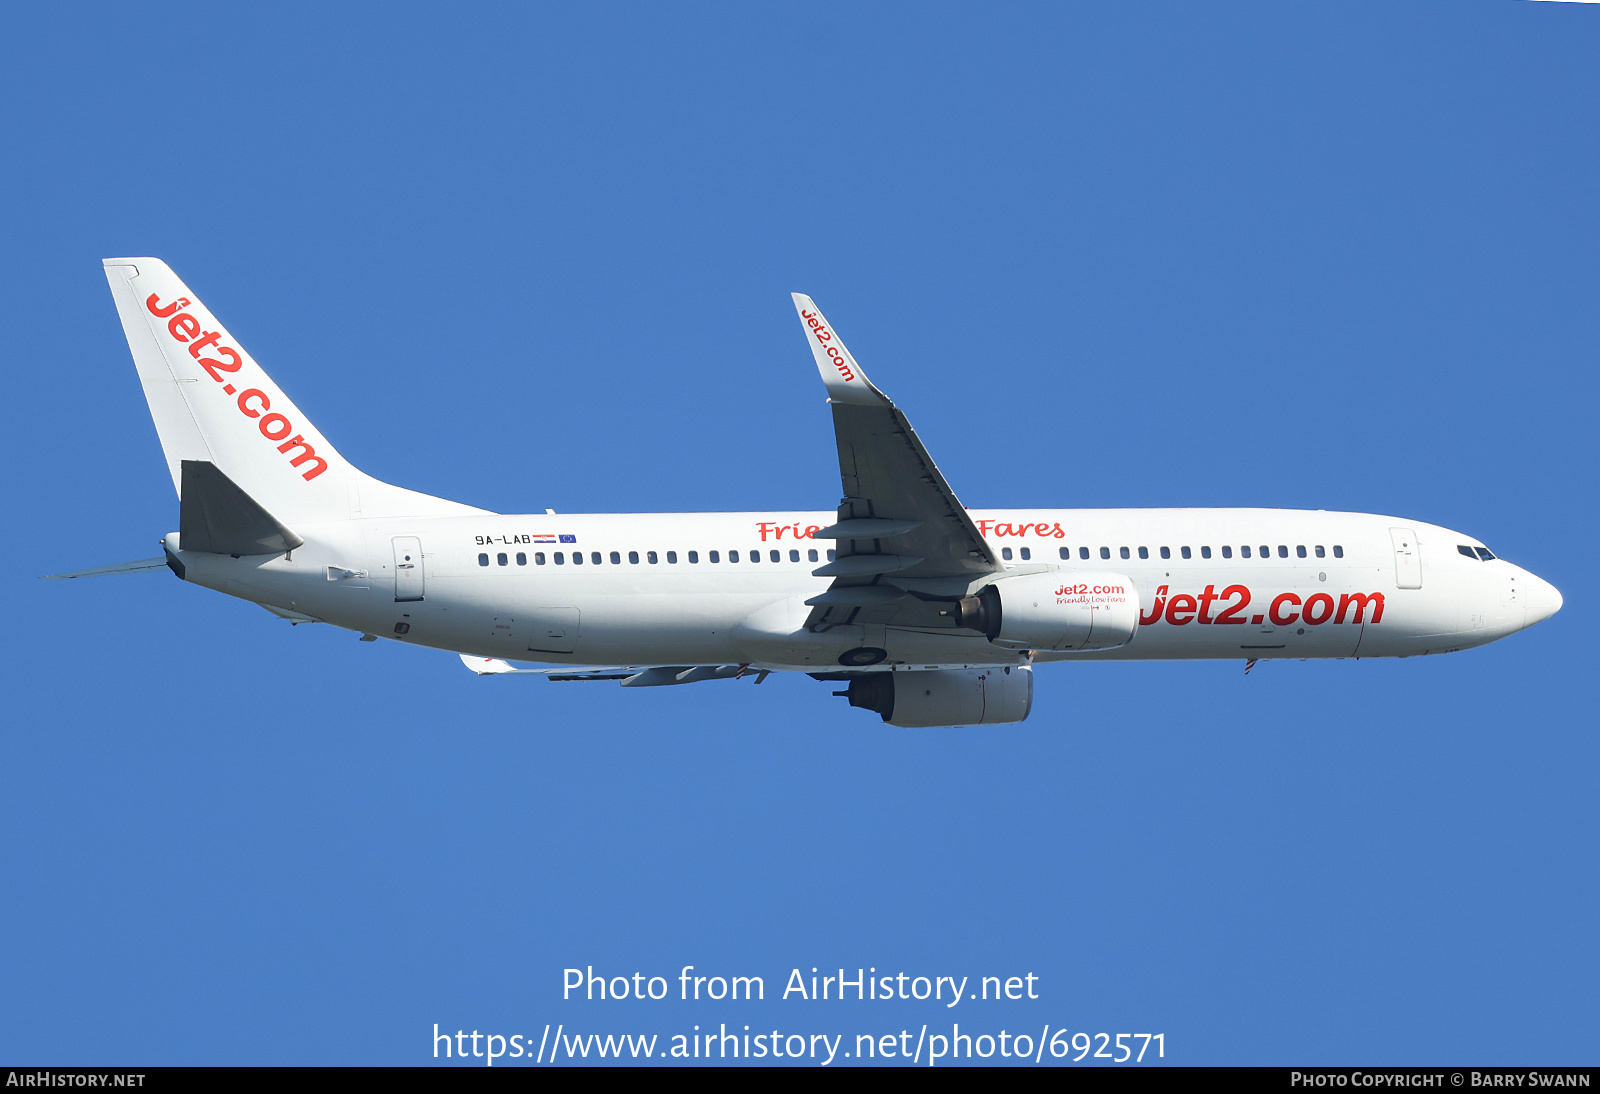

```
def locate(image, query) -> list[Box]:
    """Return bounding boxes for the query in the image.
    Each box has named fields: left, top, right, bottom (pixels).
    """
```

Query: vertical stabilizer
left=103, top=258, right=489, bottom=522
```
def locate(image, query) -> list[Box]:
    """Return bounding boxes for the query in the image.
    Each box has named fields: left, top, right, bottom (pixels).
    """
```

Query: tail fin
left=103, top=258, right=489, bottom=522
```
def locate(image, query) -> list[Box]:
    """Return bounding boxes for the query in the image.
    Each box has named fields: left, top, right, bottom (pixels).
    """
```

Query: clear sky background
left=1, top=2, right=1594, bottom=1067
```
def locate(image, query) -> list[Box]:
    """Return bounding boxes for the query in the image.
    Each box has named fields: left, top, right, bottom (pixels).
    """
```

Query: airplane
left=46, top=258, right=1562, bottom=727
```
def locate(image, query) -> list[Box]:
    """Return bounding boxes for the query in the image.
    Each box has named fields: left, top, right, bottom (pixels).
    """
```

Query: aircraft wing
left=792, top=295, right=1001, bottom=629
left=458, top=655, right=767, bottom=685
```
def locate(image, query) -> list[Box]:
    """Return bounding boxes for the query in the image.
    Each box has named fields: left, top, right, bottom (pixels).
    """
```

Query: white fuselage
left=167, top=506, right=1560, bottom=671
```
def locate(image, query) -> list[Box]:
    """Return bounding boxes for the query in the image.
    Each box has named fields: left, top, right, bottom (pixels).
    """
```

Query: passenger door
left=1390, top=527, right=1421, bottom=590
left=392, top=536, right=425, bottom=602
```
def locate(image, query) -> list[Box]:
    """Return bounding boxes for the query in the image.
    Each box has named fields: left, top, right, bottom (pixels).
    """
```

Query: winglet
left=791, top=294, right=890, bottom=406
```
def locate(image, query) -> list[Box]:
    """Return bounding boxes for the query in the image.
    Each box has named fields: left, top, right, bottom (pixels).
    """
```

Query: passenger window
left=1059, top=547, right=1070, bottom=560
left=628, top=551, right=639, bottom=564
left=572, top=552, right=583, bottom=565
left=498, top=553, right=508, bottom=566
left=788, top=549, right=798, bottom=562
left=667, top=551, right=678, bottom=563
left=1278, top=546, right=1288, bottom=558
left=1120, top=546, right=1130, bottom=559
left=516, top=552, right=526, bottom=565
left=1260, top=545, right=1269, bottom=559
left=1221, top=546, right=1232, bottom=559
left=1160, top=547, right=1170, bottom=560
left=1001, top=547, right=1013, bottom=560
left=827, top=549, right=836, bottom=561
left=1020, top=547, right=1031, bottom=560
left=1241, top=546, right=1251, bottom=558
left=1100, top=547, right=1110, bottom=559
left=647, top=551, right=657, bottom=564
left=710, top=551, right=720, bottom=563
left=729, top=550, right=739, bottom=563
left=1332, top=545, right=1343, bottom=558
left=1079, top=547, right=1090, bottom=560
left=1138, top=546, right=1148, bottom=559
left=1476, top=547, right=1496, bottom=561
left=1315, top=546, right=1325, bottom=558
left=1181, top=546, right=1191, bottom=559
left=771, top=550, right=781, bottom=563
left=688, top=551, right=699, bottom=563
left=1201, top=546, right=1212, bottom=559
left=751, top=550, right=762, bottom=563
left=589, top=552, right=600, bottom=565
left=535, top=552, right=546, bottom=565
left=555, top=552, right=565, bottom=565
left=610, top=551, right=621, bottom=565
left=478, top=553, right=489, bottom=566
left=1296, top=545, right=1306, bottom=558
left=808, top=549, right=819, bottom=562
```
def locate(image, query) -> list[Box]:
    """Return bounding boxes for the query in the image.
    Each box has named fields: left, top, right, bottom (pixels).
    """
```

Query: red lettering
left=1165, top=594, right=1197, bottom=625
left=1140, top=585, right=1169, bottom=626
left=1336, top=592, right=1385, bottom=624
left=1302, top=593, right=1335, bottom=625
left=167, top=313, right=201, bottom=341
left=188, top=331, right=222, bottom=358
left=144, top=293, right=190, bottom=317
left=1051, top=523, right=1065, bottom=538
left=804, top=526, right=820, bottom=539
left=1196, top=585, right=1219, bottom=624
left=976, top=520, right=994, bottom=537
left=258, top=413, right=292, bottom=441
left=200, top=346, right=243, bottom=382
left=995, top=523, right=1014, bottom=537
left=1213, top=585, right=1250, bottom=624
left=276, top=435, right=328, bottom=481
left=238, top=389, right=269, bottom=417
left=1269, top=592, right=1302, bottom=626
left=757, top=522, right=777, bottom=541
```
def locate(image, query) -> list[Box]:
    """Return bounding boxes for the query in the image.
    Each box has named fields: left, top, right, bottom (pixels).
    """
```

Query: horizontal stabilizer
left=41, top=557, right=168, bottom=580
left=181, top=460, right=304, bottom=555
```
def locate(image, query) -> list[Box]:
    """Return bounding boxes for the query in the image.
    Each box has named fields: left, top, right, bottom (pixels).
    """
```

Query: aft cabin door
left=1390, top=527, right=1421, bottom=590
left=393, top=537, right=425, bottom=602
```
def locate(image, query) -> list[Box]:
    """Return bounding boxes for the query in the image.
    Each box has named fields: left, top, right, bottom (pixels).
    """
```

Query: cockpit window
left=1459, top=544, right=1498, bottom=561
left=1458, top=545, right=1478, bottom=559
left=1475, top=547, right=1496, bottom=561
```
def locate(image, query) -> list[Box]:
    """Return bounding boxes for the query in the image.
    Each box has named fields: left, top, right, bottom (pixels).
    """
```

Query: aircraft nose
left=1524, top=572, right=1563, bottom=628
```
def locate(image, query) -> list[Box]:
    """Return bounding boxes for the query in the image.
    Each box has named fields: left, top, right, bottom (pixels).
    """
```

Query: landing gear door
left=393, top=536, right=425, bottom=602
left=1390, top=527, right=1421, bottom=590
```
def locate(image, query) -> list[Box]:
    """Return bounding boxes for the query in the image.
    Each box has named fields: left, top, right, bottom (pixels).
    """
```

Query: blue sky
left=1, top=2, right=1594, bottom=1066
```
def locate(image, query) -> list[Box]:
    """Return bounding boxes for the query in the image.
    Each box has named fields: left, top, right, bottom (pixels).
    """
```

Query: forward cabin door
left=1390, top=527, right=1421, bottom=589
left=393, top=536, right=425, bottom=601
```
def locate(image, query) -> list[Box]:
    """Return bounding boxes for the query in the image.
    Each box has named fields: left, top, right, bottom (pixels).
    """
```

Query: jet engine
left=837, top=667, right=1033, bottom=727
left=957, top=571, right=1139, bottom=651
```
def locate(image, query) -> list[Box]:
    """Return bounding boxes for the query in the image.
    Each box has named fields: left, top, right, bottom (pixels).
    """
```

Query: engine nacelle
left=839, top=667, right=1033, bottom=727
left=958, top=571, right=1139, bottom=651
